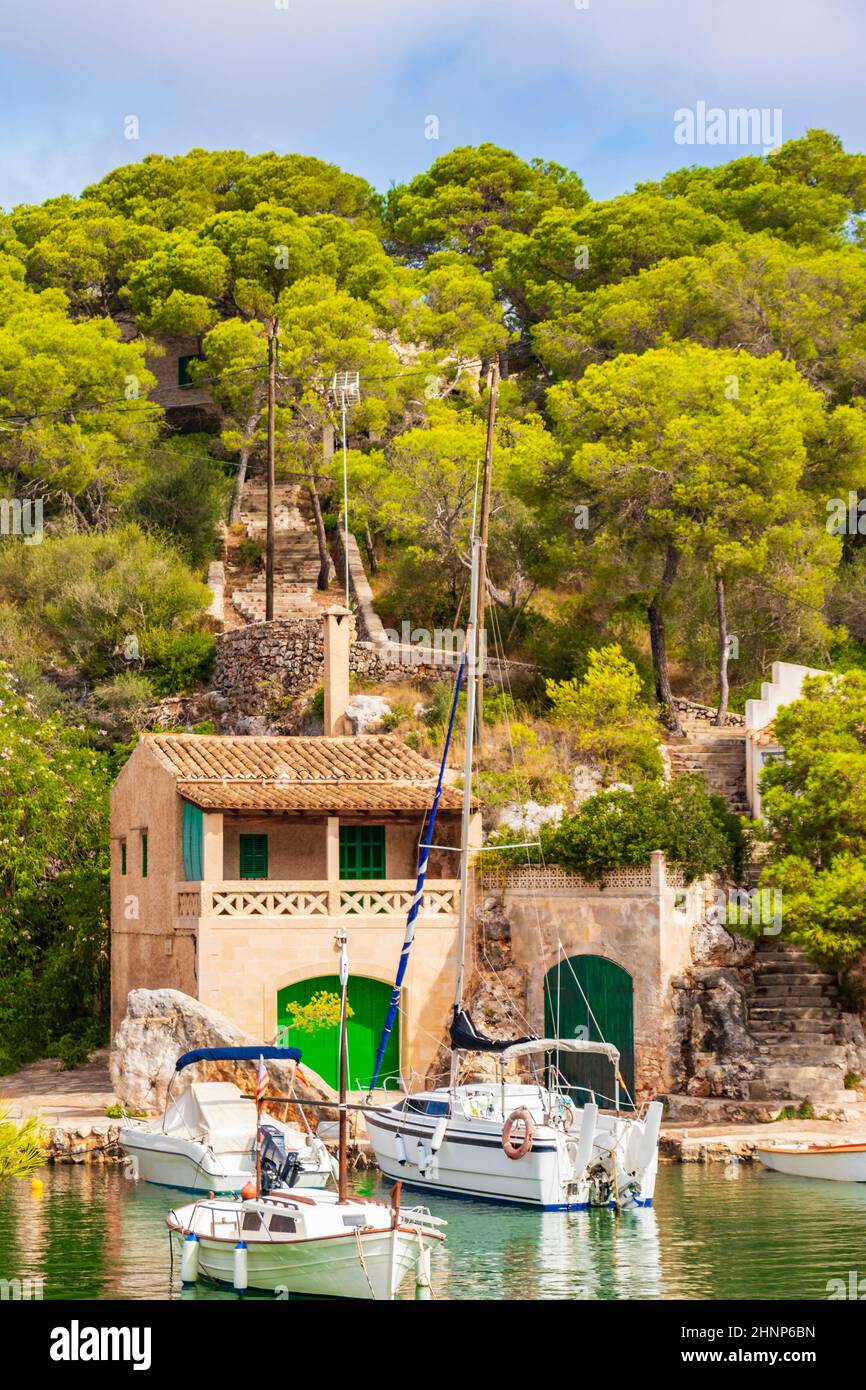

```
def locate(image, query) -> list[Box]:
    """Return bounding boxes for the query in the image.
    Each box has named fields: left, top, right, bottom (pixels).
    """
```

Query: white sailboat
left=363, top=535, right=663, bottom=1210
left=120, top=1047, right=334, bottom=1194
left=165, top=932, right=447, bottom=1299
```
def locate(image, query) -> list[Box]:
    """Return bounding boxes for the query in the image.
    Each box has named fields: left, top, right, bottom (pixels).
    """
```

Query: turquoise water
left=1, top=1162, right=864, bottom=1300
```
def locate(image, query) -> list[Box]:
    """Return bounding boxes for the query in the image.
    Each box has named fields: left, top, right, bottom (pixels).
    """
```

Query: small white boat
left=755, top=1141, right=866, bottom=1183
left=167, top=1187, right=445, bottom=1301
left=120, top=1047, right=334, bottom=1194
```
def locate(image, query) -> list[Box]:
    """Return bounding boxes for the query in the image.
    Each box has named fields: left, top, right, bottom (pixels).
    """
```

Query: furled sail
left=449, top=1006, right=537, bottom=1055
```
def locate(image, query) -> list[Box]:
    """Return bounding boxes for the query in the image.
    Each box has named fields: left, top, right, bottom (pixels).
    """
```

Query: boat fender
left=633, top=1100, right=663, bottom=1176
left=180, top=1232, right=200, bottom=1284
left=572, top=1102, right=598, bottom=1177
left=394, top=1134, right=410, bottom=1167
left=233, top=1241, right=248, bottom=1292
left=416, top=1141, right=431, bottom=1175
left=430, top=1116, right=448, bottom=1154
left=502, top=1107, right=535, bottom=1160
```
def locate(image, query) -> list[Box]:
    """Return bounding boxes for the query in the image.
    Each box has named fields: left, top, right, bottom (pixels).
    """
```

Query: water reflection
left=0, top=1164, right=864, bottom=1301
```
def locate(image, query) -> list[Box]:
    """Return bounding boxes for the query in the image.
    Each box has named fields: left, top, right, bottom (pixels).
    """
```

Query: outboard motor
left=259, top=1124, right=302, bottom=1193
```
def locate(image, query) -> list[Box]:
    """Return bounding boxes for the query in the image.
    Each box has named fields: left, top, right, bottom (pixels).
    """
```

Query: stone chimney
left=322, top=605, right=352, bottom=736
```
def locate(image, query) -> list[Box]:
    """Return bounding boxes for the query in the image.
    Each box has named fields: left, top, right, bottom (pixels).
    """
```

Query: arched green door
left=543, top=955, right=635, bottom=1110
left=276, top=975, right=399, bottom=1091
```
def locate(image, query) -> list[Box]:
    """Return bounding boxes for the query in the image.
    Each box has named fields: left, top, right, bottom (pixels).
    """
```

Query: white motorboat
left=167, top=1186, right=445, bottom=1300
left=120, top=1046, right=334, bottom=1194
left=364, top=1039, right=662, bottom=1210
left=755, top=1141, right=866, bottom=1183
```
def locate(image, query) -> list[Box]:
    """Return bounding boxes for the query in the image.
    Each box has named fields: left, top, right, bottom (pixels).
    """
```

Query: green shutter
left=339, top=825, right=386, bottom=879
left=239, top=833, right=268, bottom=879
left=141, top=833, right=148, bottom=878
left=182, top=802, right=204, bottom=881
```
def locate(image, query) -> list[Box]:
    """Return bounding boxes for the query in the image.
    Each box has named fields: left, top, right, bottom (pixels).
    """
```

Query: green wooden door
left=276, top=974, right=399, bottom=1090
left=543, top=955, right=635, bottom=1110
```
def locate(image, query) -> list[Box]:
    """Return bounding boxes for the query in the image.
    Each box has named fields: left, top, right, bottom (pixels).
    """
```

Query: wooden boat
left=755, top=1141, right=866, bottom=1182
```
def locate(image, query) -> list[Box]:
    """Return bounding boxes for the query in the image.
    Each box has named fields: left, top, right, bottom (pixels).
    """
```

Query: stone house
left=110, top=609, right=479, bottom=1090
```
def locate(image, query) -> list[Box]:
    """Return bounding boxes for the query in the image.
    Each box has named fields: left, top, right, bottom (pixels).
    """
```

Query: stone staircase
left=746, top=938, right=853, bottom=1107
left=667, top=714, right=749, bottom=815
left=231, top=479, right=336, bottom=622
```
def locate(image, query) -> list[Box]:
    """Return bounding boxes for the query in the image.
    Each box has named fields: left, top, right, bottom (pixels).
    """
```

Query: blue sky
left=2, top=0, right=865, bottom=209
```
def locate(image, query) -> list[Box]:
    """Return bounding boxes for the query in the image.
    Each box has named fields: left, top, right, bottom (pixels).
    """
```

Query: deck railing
left=176, top=879, right=460, bottom=920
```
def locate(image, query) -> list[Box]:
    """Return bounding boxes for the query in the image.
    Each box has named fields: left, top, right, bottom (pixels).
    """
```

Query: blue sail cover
left=175, top=1046, right=302, bottom=1072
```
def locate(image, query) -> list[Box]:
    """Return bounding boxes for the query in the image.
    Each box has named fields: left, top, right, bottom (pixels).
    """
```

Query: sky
left=2, top=0, right=865, bottom=209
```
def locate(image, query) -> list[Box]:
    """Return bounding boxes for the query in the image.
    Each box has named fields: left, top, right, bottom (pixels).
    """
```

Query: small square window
left=141, top=833, right=148, bottom=878
left=239, top=834, right=268, bottom=879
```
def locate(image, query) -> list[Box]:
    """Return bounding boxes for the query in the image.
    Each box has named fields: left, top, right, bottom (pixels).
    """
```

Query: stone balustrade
left=176, top=879, right=460, bottom=920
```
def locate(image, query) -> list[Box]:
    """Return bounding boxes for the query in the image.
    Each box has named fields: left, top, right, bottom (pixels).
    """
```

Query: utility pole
left=265, top=322, right=277, bottom=621
left=475, top=359, right=499, bottom=746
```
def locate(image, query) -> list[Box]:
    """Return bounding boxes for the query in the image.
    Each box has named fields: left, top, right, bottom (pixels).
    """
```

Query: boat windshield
left=403, top=1098, right=451, bottom=1117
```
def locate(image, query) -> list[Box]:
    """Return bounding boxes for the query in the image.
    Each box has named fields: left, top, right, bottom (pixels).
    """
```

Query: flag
left=255, top=1055, right=268, bottom=1101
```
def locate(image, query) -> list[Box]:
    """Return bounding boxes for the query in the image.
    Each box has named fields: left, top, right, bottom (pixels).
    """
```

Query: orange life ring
left=502, top=1107, right=535, bottom=1160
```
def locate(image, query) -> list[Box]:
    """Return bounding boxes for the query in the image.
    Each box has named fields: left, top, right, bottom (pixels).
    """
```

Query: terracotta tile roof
left=178, top=781, right=463, bottom=812
left=143, top=733, right=464, bottom=813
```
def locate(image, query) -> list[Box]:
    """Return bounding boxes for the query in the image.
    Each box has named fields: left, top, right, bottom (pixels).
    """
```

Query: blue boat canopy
left=175, top=1045, right=302, bottom=1072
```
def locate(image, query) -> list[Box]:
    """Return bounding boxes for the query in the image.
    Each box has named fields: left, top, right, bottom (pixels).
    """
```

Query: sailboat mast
left=450, top=536, right=482, bottom=1088
left=336, top=927, right=349, bottom=1204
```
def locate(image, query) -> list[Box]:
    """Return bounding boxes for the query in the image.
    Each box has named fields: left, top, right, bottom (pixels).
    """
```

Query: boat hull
left=363, top=1103, right=658, bottom=1210
left=756, top=1145, right=866, bottom=1183
left=120, top=1133, right=331, bottom=1194
left=169, top=1226, right=423, bottom=1300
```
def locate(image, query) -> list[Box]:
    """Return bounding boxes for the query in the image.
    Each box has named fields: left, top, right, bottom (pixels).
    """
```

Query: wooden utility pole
left=475, top=360, right=499, bottom=745
left=265, top=323, right=277, bottom=621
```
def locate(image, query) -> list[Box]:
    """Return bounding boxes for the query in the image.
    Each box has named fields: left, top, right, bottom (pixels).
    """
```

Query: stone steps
left=750, top=1005, right=841, bottom=1023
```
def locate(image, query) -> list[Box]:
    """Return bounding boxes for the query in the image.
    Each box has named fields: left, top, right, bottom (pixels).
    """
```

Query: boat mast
left=336, top=926, right=349, bottom=1203
left=449, top=535, right=482, bottom=1089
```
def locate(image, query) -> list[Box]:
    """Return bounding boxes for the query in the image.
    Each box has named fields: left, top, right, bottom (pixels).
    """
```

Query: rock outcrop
left=111, top=988, right=335, bottom=1112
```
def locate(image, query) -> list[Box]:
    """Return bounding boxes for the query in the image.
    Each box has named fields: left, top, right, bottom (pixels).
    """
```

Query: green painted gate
left=276, top=975, right=399, bottom=1091
left=543, top=955, right=635, bottom=1110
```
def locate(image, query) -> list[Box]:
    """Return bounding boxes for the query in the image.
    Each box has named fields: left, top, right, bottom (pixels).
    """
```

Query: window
left=182, top=802, right=204, bottom=881
left=241, top=1212, right=263, bottom=1233
left=178, top=354, right=202, bottom=388
left=239, top=833, right=268, bottom=879
left=268, top=1214, right=297, bottom=1234
left=120, top=840, right=127, bottom=875
left=141, top=833, right=148, bottom=878
left=339, top=824, right=386, bottom=880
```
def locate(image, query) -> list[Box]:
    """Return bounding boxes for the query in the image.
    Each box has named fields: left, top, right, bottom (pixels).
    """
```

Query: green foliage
left=127, top=437, right=232, bottom=567
left=0, top=1104, right=46, bottom=1180
left=237, top=537, right=263, bottom=566
left=490, top=777, right=737, bottom=885
left=0, top=525, right=211, bottom=677
left=284, top=990, right=353, bottom=1034
left=546, top=644, right=662, bottom=782
left=760, top=671, right=866, bottom=968
left=308, top=685, right=325, bottom=719
left=0, top=665, right=112, bottom=1073
left=140, top=628, right=215, bottom=696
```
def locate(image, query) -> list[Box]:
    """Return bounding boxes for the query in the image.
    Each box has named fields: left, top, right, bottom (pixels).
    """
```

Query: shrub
left=0, top=524, right=211, bottom=677
left=488, top=776, right=735, bottom=885
left=237, top=537, right=263, bottom=566
left=89, top=672, right=155, bottom=735
left=309, top=685, right=325, bottom=719
left=140, top=628, right=215, bottom=695
left=126, top=438, right=232, bottom=568
left=546, top=644, right=663, bottom=783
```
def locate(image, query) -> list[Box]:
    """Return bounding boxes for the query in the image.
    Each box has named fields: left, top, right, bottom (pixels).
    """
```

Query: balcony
left=176, top=879, right=460, bottom=921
